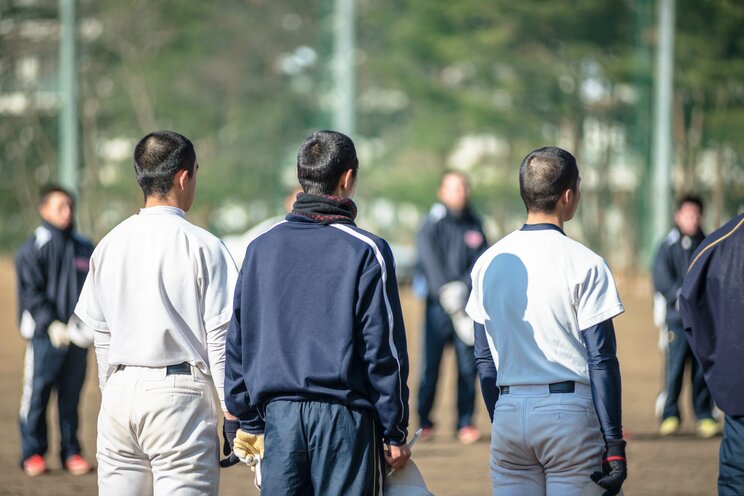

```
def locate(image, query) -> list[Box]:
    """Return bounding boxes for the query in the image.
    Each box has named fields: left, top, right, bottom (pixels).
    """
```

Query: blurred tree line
left=2, top=0, right=744, bottom=269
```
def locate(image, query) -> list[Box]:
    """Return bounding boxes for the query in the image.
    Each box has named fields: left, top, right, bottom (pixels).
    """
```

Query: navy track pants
left=19, top=335, right=87, bottom=463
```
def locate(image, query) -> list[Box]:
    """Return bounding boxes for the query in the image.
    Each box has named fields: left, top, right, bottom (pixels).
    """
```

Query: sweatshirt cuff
left=605, top=438, right=626, bottom=459
left=238, top=423, right=264, bottom=435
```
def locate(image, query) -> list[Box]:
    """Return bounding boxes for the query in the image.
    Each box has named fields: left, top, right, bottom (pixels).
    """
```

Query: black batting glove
left=220, top=419, right=241, bottom=468
left=590, top=439, right=627, bottom=496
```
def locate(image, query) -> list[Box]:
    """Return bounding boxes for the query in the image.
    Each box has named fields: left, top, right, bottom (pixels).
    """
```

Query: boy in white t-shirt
left=75, top=131, right=239, bottom=495
left=466, top=146, right=627, bottom=496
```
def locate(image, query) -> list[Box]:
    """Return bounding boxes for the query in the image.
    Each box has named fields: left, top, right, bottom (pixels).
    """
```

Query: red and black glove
left=590, top=439, right=627, bottom=496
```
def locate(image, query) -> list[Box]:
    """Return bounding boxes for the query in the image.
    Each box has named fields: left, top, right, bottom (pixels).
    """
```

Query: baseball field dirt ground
left=0, top=257, right=719, bottom=495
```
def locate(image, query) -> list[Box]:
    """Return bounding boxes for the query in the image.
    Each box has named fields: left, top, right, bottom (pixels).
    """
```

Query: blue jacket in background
left=225, top=214, right=410, bottom=445
left=680, top=212, right=744, bottom=416
left=15, top=222, right=94, bottom=336
left=416, top=203, right=488, bottom=300
left=652, top=226, right=705, bottom=327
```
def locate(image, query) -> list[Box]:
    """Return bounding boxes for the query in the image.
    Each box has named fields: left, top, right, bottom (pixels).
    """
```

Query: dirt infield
left=0, top=258, right=719, bottom=495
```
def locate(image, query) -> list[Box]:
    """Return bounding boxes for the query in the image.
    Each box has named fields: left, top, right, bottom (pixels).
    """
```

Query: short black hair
left=677, top=194, right=704, bottom=214
left=133, top=130, right=196, bottom=198
left=39, top=184, right=74, bottom=207
left=296, top=130, right=358, bottom=195
left=519, top=146, right=579, bottom=214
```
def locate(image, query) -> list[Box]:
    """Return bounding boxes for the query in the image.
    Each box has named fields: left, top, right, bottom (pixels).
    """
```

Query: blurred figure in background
left=416, top=171, right=488, bottom=444
left=652, top=195, right=719, bottom=438
left=15, top=185, right=94, bottom=477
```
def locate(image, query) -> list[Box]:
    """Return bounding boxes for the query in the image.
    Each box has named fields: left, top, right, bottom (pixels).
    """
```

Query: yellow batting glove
left=233, top=429, right=264, bottom=466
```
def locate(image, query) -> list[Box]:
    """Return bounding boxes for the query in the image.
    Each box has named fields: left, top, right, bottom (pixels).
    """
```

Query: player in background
left=15, top=185, right=94, bottom=477
left=74, top=131, right=239, bottom=495
left=680, top=212, right=744, bottom=496
left=466, top=147, right=627, bottom=495
left=416, top=171, right=487, bottom=444
left=652, top=195, right=718, bottom=438
left=225, top=130, right=410, bottom=495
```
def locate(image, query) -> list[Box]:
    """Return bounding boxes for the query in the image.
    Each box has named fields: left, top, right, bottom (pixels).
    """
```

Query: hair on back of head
left=677, top=194, right=704, bottom=214
left=519, top=146, right=579, bottom=214
left=297, top=130, right=358, bottom=195
left=39, top=184, right=74, bottom=207
left=133, top=130, right=196, bottom=198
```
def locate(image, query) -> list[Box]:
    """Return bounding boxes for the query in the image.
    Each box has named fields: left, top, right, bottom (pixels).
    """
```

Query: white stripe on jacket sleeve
left=331, top=224, right=406, bottom=440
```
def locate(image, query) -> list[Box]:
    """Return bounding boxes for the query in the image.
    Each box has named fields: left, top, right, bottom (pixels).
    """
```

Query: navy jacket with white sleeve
left=15, top=221, right=93, bottom=338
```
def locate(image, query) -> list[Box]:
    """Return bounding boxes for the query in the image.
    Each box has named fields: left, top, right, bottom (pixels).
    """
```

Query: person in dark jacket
left=652, top=195, right=718, bottom=438
left=416, top=171, right=488, bottom=444
left=15, top=186, right=94, bottom=477
left=679, top=212, right=744, bottom=495
left=225, top=130, right=410, bottom=495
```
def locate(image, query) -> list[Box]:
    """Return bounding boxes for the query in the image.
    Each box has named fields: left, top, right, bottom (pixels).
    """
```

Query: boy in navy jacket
left=225, top=130, right=410, bottom=494
left=15, top=186, right=94, bottom=476
left=652, top=195, right=716, bottom=438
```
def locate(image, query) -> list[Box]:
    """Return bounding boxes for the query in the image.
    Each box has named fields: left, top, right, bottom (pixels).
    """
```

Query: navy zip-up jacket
left=680, top=212, right=744, bottom=416
left=225, top=215, right=410, bottom=445
left=652, top=227, right=705, bottom=327
left=417, top=203, right=488, bottom=300
left=15, top=222, right=94, bottom=337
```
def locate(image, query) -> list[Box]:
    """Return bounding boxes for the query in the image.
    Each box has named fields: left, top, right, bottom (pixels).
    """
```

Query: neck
left=330, top=188, right=352, bottom=199
left=444, top=203, right=464, bottom=213
left=144, top=195, right=185, bottom=210
left=525, top=211, right=564, bottom=230
left=42, top=220, right=72, bottom=234
left=677, top=226, right=700, bottom=237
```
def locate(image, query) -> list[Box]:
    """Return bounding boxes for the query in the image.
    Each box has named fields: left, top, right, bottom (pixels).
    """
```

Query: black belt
left=500, top=381, right=575, bottom=395
left=115, top=362, right=191, bottom=376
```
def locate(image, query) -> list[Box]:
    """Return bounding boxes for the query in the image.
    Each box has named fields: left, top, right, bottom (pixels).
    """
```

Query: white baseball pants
left=96, top=365, right=220, bottom=496
left=489, top=383, right=606, bottom=496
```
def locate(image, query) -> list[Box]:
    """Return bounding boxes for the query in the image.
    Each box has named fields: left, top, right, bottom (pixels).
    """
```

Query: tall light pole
left=333, top=0, right=355, bottom=136
left=58, top=0, right=78, bottom=193
left=651, top=0, right=675, bottom=242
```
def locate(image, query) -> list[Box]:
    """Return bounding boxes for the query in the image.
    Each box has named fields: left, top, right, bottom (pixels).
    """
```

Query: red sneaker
left=419, top=426, right=434, bottom=442
left=457, top=425, right=481, bottom=445
left=22, top=454, right=46, bottom=477
left=64, top=454, right=93, bottom=475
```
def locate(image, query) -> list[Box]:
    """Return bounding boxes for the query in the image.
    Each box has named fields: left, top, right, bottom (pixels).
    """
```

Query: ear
left=174, top=169, right=190, bottom=191
left=562, top=188, right=574, bottom=206
left=340, top=169, right=356, bottom=194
